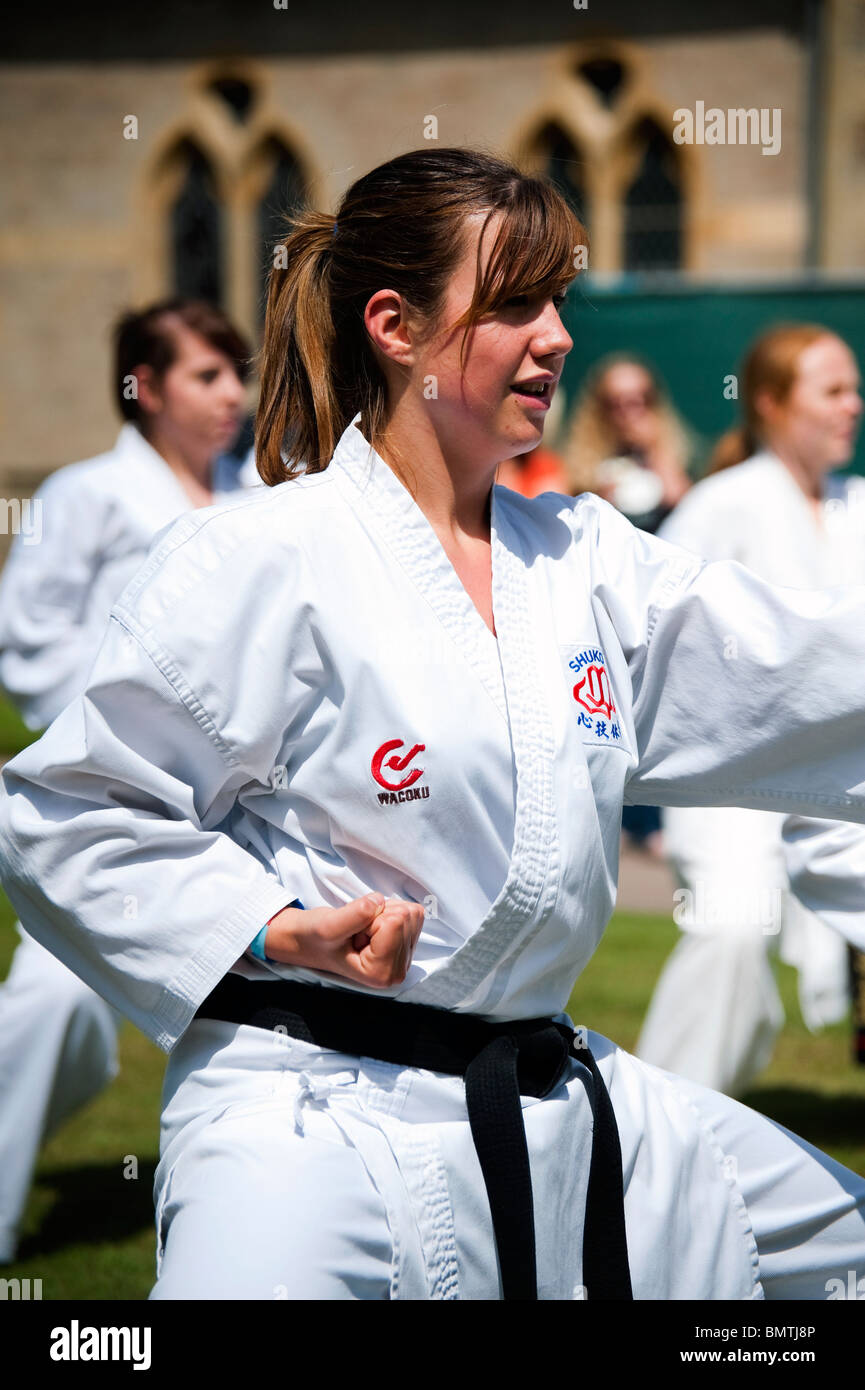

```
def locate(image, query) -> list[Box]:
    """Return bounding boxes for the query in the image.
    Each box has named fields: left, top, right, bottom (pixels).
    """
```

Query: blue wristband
left=249, top=900, right=304, bottom=963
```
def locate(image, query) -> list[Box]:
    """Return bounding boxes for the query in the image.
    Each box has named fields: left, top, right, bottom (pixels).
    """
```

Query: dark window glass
left=533, top=122, right=588, bottom=230
left=577, top=57, right=626, bottom=108
left=208, top=76, right=255, bottom=123
left=170, top=141, right=222, bottom=305
left=623, top=120, right=682, bottom=271
left=258, top=143, right=306, bottom=324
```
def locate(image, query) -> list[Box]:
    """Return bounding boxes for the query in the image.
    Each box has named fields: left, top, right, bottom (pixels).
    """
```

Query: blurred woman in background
left=565, top=355, right=700, bottom=854
left=0, top=299, right=254, bottom=1264
left=636, top=322, right=865, bottom=1097
left=563, top=354, right=698, bottom=534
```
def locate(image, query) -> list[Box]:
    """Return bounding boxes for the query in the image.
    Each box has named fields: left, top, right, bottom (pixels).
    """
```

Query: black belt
left=194, top=975, right=633, bottom=1301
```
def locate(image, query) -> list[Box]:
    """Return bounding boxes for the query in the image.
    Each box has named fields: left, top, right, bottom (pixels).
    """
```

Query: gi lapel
left=413, top=482, right=560, bottom=1010
left=330, top=415, right=508, bottom=726
left=329, top=416, right=559, bottom=1010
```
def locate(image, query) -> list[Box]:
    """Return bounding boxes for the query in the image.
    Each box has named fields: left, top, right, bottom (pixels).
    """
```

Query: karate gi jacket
left=2, top=416, right=865, bottom=1052
left=0, top=422, right=259, bottom=732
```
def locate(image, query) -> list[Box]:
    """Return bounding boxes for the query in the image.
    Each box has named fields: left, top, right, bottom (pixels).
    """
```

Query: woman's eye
left=504, top=292, right=567, bottom=311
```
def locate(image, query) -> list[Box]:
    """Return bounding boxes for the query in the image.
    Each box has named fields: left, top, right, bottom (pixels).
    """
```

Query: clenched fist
left=260, top=893, right=425, bottom=988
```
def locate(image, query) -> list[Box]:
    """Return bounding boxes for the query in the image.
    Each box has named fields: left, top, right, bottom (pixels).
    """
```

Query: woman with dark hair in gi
left=0, top=298, right=254, bottom=1266
left=1, top=148, right=864, bottom=1299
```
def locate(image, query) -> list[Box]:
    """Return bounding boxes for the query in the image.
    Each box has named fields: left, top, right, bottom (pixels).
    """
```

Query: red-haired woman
left=1, top=150, right=865, bottom=1301
left=637, top=323, right=865, bottom=1097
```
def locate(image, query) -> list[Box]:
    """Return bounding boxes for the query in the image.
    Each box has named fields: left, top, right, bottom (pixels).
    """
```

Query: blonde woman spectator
left=564, top=355, right=699, bottom=533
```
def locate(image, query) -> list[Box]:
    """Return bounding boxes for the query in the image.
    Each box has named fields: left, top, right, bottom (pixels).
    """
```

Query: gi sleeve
left=0, top=471, right=113, bottom=731
left=781, top=814, right=865, bottom=950
left=0, top=612, right=301, bottom=1052
left=585, top=502, right=865, bottom=822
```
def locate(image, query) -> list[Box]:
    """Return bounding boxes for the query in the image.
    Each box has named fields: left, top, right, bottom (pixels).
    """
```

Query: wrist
left=249, top=899, right=304, bottom=963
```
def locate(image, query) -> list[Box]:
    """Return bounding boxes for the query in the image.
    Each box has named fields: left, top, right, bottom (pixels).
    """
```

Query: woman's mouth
left=509, top=380, right=553, bottom=410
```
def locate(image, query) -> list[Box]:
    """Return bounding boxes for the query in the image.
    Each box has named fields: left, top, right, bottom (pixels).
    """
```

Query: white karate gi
left=1, top=415, right=864, bottom=1299
left=636, top=452, right=865, bottom=1095
left=0, top=422, right=256, bottom=1261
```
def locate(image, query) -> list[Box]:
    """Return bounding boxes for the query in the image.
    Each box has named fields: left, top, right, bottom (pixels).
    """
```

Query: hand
left=262, top=893, right=425, bottom=988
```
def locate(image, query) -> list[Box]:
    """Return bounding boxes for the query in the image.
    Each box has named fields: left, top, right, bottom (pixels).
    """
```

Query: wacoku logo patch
left=371, top=738, right=431, bottom=805
left=566, top=646, right=624, bottom=748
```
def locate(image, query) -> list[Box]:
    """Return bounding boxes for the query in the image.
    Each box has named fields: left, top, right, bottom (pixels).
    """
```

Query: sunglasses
left=599, top=390, right=657, bottom=411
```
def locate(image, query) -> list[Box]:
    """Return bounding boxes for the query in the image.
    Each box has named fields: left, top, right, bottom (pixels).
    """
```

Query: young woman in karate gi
left=636, top=324, right=865, bottom=1097
left=0, top=300, right=254, bottom=1263
left=1, top=148, right=864, bottom=1300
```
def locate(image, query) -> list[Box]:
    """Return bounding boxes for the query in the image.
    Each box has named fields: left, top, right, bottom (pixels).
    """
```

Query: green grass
left=0, top=694, right=37, bottom=757
left=571, top=912, right=865, bottom=1177
left=1, top=902, right=863, bottom=1298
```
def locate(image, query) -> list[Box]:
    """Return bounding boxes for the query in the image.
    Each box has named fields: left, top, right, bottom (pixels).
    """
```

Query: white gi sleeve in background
left=0, top=472, right=106, bottom=730
left=781, top=814, right=865, bottom=950
left=0, top=613, right=300, bottom=1052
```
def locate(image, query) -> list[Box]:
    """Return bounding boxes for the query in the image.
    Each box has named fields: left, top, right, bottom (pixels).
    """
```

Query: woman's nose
left=224, top=372, right=246, bottom=405
left=537, top=303, right=573, bottom=357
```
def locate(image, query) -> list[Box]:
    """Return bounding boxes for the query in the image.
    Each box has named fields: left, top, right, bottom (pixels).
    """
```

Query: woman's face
left=597, top=363, right=657, bottom=449
left=137, top=325, right=247, bottom=462
left=761, top=335, right=863, bottom=472
left=407, top=212, right=574, bottom=467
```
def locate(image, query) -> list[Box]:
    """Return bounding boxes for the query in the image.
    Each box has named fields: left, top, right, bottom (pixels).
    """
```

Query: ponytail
left=255, top=212, right=342, bottom=485
left=708, top=425, right=755, bottom=475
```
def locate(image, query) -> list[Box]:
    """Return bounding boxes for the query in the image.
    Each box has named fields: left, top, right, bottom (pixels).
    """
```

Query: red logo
left=573, top=665, right=616, bottom=720
left=371, top=738, right=426, bottom=791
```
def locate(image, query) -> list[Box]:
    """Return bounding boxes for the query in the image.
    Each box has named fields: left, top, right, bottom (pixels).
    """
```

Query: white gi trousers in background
left=638, top=804, right=846, bottom=1096
left=637, top=453, right=865, bottom=1095
left=0, top=928, right=121, bottom=1262
left=0, top=423, right=256, bottom=1261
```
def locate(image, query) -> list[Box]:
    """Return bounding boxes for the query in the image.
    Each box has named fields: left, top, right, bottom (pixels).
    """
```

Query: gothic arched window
left=257, top=141, right=307, bottom=323
left=170, top=140, right=223, bottom=305
left=531, top=121, right=589, bottom=231
left=623, top=119, right=683, bottom=272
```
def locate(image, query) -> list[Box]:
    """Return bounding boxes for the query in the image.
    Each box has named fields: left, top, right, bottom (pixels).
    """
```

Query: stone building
left=2, top=0, right=863, bottom=521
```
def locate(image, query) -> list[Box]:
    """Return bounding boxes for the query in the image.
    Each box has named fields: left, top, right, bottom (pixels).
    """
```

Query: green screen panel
left=561, top=281, right=865, bottom=476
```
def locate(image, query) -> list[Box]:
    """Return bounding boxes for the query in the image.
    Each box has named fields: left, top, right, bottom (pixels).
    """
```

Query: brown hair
left=562, top=353, right=694, bottom=494
left=709, top=323, right=835, bottom=474
left=255, top=146, right=588, bottom=483
left=113, top=298, right=251, bottom=425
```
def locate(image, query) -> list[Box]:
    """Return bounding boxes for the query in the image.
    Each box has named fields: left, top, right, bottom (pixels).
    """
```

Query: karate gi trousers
left=149, top=1018, right=865, bottom=1300
left=0, top=928, right=121, bottom=1261
left=637, top=804, right=850, bottom=1097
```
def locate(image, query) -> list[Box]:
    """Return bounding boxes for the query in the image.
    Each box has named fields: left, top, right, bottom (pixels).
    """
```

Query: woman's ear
left=754, top=386, right=785, bottom=432
left=363, top=290, right=416, bottom=369
left=132, top=363, right=164, bottom=420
